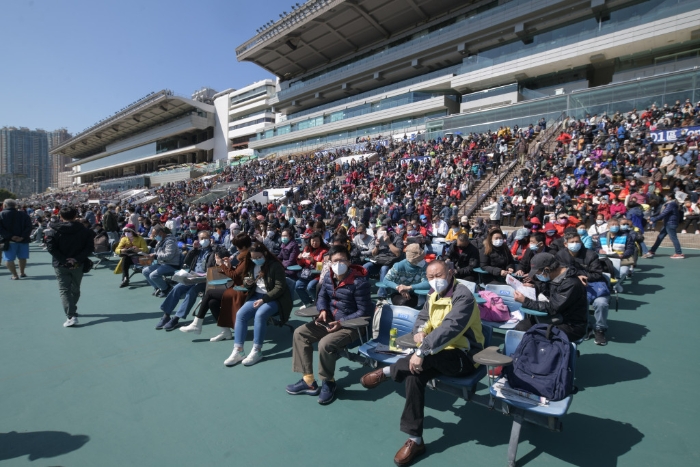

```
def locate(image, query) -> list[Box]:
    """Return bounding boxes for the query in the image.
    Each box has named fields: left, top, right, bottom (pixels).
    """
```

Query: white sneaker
left=210, top=328, right=232, bottom=342
left=299, top=304, right=307, bottom=310
left=179, top=317, right=202, bottom=335
left=682, top=230, right=687, bottom=234
left=242, top=348, right=263, bottom=366
left=613, top=283, right=623, bottom=294
left=696, top=231, right=699, bottom=235
left=224, top=348, right=245, bottom=367
left=63, top=316, right=78, bottom=327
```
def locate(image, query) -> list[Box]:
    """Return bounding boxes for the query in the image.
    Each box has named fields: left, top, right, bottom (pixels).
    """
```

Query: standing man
left=102, top=204, right=119, bottom=243
left=0, top=199, right=32, bottom=280
left=46, top=207, right=95, bottom=327
left=644, top=192, right=683, bottom=259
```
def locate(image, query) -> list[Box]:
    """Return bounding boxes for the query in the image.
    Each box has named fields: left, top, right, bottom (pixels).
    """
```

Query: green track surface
left=1, top=245, right=698, bottom=466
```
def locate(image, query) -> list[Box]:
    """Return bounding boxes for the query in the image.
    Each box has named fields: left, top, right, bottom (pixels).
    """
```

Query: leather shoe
left=360, top=368, right=388, bottom=389
left=394, top=439, right=425, bottom=466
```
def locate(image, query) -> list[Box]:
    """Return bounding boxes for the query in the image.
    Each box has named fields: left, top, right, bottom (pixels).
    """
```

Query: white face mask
left=125, top=232, right=134, bottom=239
left=331, top=262, right=348, bottom=276
left=200, top=239, right=210, bottom=248
left=492, top=239, right=504, bottom=247
left=429, top=278, right=449, bottom=294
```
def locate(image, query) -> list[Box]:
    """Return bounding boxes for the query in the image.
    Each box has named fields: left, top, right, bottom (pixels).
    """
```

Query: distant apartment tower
left=0, top=126, right=52, bottom=194
left=48, top=128, right=73, bottom=188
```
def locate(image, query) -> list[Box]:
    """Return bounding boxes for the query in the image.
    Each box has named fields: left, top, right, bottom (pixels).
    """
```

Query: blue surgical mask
left=567, top=242, right=582, bottom=253
left=252, top=258, right=265, bottom=266
left=529, top=243, right=540, bottom=251
left=609, top=226, right=620, bottom=233
left=620, top=225, right=630, bottom=231
left=155, top=235, right=163, bottom=242
left=200, top=239, right=210, bottom=248
left=535, top=273, right=550, bottom=282
left=281, top=237, right=290, bottom=244
left=577, top=229, right=587, bottom=236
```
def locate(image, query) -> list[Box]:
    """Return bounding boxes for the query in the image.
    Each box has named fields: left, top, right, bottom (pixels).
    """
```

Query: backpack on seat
left=477, top=290, right=511, bottom=322
left=503, top=324, right=573, bottom=401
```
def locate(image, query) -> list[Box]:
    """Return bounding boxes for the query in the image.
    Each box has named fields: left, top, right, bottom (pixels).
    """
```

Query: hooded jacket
left=46, top=221, right=95, bottom=268
left=316, top=264, right=374, bottom=322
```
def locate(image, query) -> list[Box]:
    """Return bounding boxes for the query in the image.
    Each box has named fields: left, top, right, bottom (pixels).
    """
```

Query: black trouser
left=195, top=287, right=225, bottom=319
left=683, top=215, right=699, bottom=230
left=512, top=213, right=526, bottom=226
left=390, top=349, right=477, bottom=437
left=121, top=255, right=137, bottom=280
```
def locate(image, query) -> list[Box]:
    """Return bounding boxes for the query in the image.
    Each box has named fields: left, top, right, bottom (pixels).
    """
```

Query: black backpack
left=504, top=324, right=574, bottom=401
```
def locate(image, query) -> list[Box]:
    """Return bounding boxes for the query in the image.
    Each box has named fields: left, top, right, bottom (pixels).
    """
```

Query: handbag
left=586, top=281, right=610, bottom=303
left=82, top=258, right=94, bottom=273
left=114, top=257, right=124, bottom=275
left=620, top=257, right=635, bottom=267
left=371, top=252, right=399, bottom=267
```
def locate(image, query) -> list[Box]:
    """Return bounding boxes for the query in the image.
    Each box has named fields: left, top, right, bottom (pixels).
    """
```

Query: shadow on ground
left=607, top=321, right=650, bottom=344
left=575, top=354, right=650, bottom=389
left=79, top=311, right=162, bottom=326
left=0, top=431, right=89, bottom=461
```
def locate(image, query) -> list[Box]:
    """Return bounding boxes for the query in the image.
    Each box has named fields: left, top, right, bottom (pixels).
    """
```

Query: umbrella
left=300, top=200, right=312, bottom=206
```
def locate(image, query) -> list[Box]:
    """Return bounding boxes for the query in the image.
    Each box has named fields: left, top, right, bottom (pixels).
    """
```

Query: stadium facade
left=236, top=0, right=700, bottom=156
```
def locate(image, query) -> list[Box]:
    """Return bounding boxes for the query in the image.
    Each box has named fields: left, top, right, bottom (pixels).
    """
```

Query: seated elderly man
left=383, top=243, right=429, bottom=308
left=359, top=260, right=484, bottom=466
left=155, top=231, right=217, bottom=331
left=143, top=225, right=181, bottom=297
left=513, top=253, right=588, bottom=342
left=286, top=245, right=374, bottom=405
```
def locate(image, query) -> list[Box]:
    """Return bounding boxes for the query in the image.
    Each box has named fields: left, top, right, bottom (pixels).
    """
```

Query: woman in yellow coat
left=115, top=223, right=149, bottom=288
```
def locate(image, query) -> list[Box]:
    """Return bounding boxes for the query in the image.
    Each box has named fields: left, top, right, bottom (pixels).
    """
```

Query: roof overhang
left=236, top=0, right=470, bottom=79
left=52, top=91, right=214, bottom=159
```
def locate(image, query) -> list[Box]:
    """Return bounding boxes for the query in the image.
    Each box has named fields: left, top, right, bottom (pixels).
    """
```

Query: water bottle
left=389, top=327, right=398, bottom=350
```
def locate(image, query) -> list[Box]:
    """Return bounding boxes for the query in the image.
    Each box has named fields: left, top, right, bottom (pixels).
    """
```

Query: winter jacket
left=448, top=242, right=480, bottom=282
left=555, top=246, right=605, bottom=283
left=413, top=280, right=485, bottom=356
left=115, top=235, right=149, bottom=255
left=479, top=245, right=515, bottom=282
left=153, top=235, right=181, bottom=267
left=278, top=239, right=300, bottom=277
left=46, top=221, right=95, bottom=268
left=522, top=267, right=589, bottom=340
left=316, top=264, right=374, bottom=322
left=0, top=208, right=32, bottom=243
left=297, top=246, right=328, bottom=270
left=183, top=247, right=217, bottom=273
left=651, top=200, right=680, bottom=226
left=600, top=232, right=635, bottom=259
left=102, top=210, right=119, bottom=232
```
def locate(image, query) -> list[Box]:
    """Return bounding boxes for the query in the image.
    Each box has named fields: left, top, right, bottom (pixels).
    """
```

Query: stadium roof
left=51, top=91, right=214, bottom=160
left=236, top=0, right=470, bottom=79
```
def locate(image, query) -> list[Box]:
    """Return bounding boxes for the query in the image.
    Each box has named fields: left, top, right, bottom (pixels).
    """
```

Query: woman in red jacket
left=295, top=231, right=329, bottom=308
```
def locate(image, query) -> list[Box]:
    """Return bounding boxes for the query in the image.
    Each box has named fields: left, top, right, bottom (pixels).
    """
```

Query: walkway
left=0, top=245, right=698, bottom=466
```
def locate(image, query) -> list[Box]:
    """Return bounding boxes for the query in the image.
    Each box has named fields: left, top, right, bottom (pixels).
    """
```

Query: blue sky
left=0, top=0, right=297, bottom=135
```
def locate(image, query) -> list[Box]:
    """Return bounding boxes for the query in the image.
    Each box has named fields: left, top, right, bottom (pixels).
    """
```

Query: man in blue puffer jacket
left=645, top=193, right=683, bottom=259
left=286, top=245, right=374, bottom=405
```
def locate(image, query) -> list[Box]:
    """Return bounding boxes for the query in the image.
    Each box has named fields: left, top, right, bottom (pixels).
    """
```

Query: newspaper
left=505, top=274, right=536, bottom=301
left=493, top=378, right=549, bottom=406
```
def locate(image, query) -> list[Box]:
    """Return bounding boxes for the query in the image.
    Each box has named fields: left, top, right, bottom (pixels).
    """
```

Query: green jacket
left=243, top=260, right=293, bottom=325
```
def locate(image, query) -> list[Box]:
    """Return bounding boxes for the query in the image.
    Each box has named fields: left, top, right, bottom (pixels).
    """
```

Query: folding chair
left=475, top=330, right=578, bottom=467
left=358, top=305, right=421, bottom=367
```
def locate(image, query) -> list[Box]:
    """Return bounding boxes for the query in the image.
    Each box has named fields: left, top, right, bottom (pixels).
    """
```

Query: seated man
left=359, top=260, right=484, bottom=466
left=514, top=231, right=548, bottom=277
left=155, top=231, right=217, bottom=331
left=286, top=245, right=374, bottom=405
left=555, top=231, right=609, bottom=346
left=383, top=243, right=429, bottom=308
left=447, top=233, right=480, bottom=283
left=143, top=225, right=181, bottom=297
left=363, top=226, right=403, bottom=298
left=513, top=253, right=589, bottom=342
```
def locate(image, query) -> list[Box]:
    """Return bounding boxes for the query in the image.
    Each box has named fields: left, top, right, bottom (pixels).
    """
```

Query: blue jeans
left=363, top=262, right=390, bottom=298
left=650, top=223, right=682, bottom=255
left=143, top=263, right=177, bottom=291
left=591, top=296, right=609, bottom=331
left=295, top=278, right=319, bottom=306
left=234, top=292, right=280, bottom=347
left=160, top=282, right=205, bottom=319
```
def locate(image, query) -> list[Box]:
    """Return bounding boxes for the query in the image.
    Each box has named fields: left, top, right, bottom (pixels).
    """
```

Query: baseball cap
left=528, top=253, right=559, bottom=278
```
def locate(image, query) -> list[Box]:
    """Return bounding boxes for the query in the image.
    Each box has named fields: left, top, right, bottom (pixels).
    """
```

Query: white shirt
left=254, top=265, right=267, bottom=294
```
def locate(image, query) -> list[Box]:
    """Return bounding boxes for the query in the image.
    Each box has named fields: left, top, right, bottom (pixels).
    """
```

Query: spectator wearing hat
left=513, top=252, right=588, bottom=342
left=114, top=223, right=149, bottom=288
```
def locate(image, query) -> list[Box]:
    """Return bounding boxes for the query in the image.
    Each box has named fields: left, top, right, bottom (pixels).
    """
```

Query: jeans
left=54, top=266, right=84, bottom=318
left=142, top=263, right=177, bottom=291
left=234, top=292, right=280, bottom=347
left=591, top=296, right=609, bottom=331
left=295, top=278, right=319, bottom=306
left=650, top=223, right=682, bottom=255
left=160, top=282, right=205, bottom=319
left=389, top=349, right=477, bottom=436
left=363, top=262, right=390, bottom=297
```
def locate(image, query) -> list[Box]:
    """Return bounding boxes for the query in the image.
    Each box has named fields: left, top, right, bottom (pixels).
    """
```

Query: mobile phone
left=316, top=320, right=331, bottom=330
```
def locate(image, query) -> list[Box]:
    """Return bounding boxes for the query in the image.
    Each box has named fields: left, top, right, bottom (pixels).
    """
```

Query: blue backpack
left=504, top=324, right=574, bottom=401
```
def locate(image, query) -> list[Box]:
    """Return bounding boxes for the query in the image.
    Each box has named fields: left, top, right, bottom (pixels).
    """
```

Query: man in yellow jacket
left=360, top=260, right=484, bottom=465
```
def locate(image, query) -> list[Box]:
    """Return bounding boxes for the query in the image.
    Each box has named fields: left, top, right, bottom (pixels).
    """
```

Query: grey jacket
left=154, top=235, right=181, bottom=267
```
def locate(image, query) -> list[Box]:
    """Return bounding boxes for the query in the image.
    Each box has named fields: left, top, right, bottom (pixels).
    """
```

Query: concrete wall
left=213, top=94, right=230, bottom=160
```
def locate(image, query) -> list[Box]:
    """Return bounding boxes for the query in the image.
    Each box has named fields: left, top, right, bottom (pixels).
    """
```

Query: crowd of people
left=2, top=108, right=697, bottom=464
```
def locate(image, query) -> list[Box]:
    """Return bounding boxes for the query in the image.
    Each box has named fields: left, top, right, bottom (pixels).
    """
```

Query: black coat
left=0, top=208, right=32, bottom=243
left=46, top=221, right=95, bottom=268
left=479, top=246, right=515, bottom=282
left=555, top=246, right=605, bottom=283
left=448, top=242, right=480, bottom=282
left=522, top=267, right=589, bottom=332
